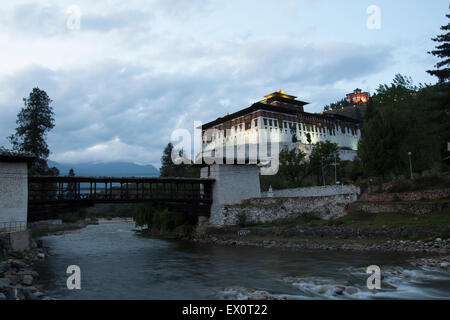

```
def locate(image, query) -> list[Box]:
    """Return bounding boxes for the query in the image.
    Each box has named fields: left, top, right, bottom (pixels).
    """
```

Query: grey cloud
left=0, top=2, right=154, bottom=36
left=0, top=35, right=394, bottom=165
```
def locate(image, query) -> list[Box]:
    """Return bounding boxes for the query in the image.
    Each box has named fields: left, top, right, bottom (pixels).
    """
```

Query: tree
left=427, top=8, right=450, bottom=83
left=427, top=9, right=450, bottom=163
left=291, top=128, right=298, bottom=143
left=8, top=88, right=58, bottom=175
left=159, top=143, right=199, bottom=177
left=66, top=168, right=76, bottom=199
left=278, top=148, right=309, bottom=187
left=306, top=133, right=312, bottom=145
left=358, top=75, right=441, bottom=177
left=309, top=141, right=340, bottom=185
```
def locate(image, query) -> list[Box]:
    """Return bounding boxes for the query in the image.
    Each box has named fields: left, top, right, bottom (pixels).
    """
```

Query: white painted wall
left=0, top=162, right=28, bottom=226
left=201, top=164, right=261, bottom=226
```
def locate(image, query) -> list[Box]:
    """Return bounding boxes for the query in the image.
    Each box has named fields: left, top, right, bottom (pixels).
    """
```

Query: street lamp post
left=334, top=153, right=337, bottom=184
left=408, top=152, right=413, bottom=179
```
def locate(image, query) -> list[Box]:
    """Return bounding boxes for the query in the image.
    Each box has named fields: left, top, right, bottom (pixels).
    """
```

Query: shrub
left=237, top=212, right=248, bottom=228
left=59, top=212, right=82, bottom=223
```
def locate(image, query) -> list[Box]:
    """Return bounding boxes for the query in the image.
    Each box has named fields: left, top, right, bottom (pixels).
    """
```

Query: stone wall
left=364, top=189, right=450, bottom=202
left=0, top=162, right=28, bottom=226
left=261, top=184, right=360, bottom=199
left=347, top=201, right=450, bottom=215
left=211, top=195, right=355, bottom=226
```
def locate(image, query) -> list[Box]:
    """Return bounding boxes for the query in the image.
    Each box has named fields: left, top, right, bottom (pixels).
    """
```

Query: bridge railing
left=28, top=176, right=214, bottom=204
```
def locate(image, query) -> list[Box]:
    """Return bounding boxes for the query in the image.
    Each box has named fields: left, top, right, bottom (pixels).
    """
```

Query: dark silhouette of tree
left=159, top=143, right=199, bottom=177
left=427, top=8, right=450, bottom=163
left=358, top=75, right=440, bottom=178
left=306, top=133, right=312, bottom=145
left=291, top=128, right=298, bottom=143
left=278, top=148, right=309, bottom=186
left=428, top=8, right=450, bottom=83
left=309, top=141, right=340, bottom=185
left=66, top=168, right=76, bottom=199
left=8, top=87, right=58, bottom=175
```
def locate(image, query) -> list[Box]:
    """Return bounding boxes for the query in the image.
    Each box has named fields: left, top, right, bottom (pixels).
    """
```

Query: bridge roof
left=0, top=151, right=35, bottom=163
left=29, top=176, right=215, bottom=183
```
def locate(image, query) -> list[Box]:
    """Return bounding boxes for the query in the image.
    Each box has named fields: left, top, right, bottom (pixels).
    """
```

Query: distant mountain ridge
left=48, top=160, right=159, bottom=177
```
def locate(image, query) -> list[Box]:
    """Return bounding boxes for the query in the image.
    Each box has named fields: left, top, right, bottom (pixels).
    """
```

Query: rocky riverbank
left=0, top=219, right=98, bottom=300
left=0, top=238, right=51, bottom=300
left=189, top=225, right=450, bottom=254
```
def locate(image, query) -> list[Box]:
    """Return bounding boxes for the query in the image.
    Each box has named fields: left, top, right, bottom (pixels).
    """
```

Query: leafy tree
left=309, top=141, right=340, bottom=185
left=324, top=98, right=351, bottom=112
left=427, top=9, right=450, bottom=163
left=358, top=75, right=441, bottom=177
left=278, top=148, right=309, bottom=186
left=8, top=88, right=58, bottom=175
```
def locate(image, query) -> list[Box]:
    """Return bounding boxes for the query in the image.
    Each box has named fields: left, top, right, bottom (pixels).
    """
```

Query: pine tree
left=159, top=143, right=198, bottom=177
left=66, top=168, right=76, bottom=199
left=427, top=8, right=450, bottom=83
left=427, top=8, right=450, bottom=163
left=8, top=88, right=58, bottom=175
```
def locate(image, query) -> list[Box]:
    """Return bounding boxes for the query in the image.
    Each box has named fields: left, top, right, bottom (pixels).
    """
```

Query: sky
left=0, top=0, right=448, bottom=168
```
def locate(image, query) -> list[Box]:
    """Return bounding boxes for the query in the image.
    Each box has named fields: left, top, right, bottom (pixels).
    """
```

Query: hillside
left=48, top=160, right=159, bottom=177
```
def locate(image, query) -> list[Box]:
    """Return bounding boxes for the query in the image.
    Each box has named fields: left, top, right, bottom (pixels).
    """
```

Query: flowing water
left=34, top=222, right=450, bottom=300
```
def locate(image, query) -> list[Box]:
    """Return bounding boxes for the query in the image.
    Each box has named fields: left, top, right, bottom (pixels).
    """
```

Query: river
left=34, top=222, right=450, bottom=300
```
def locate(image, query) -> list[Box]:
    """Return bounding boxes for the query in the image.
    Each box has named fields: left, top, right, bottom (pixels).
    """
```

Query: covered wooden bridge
left=28, top=176, right=215, bottom=221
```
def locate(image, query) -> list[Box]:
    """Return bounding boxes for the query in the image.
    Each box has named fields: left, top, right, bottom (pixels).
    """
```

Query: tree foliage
left=8, top=87, right=59, bottom=175
left=159, top=142, right=200, bottom=178
left=357, top=75, right=441, bottom=177
left=427, top=9, right=450, bottom=163
left=309, top=141, right=340, bottom=185
left=278, top=148, right=308, bottom=186
left=323, top=98, right=351, bottom=112
left=427, top=9, right=450, bottom=83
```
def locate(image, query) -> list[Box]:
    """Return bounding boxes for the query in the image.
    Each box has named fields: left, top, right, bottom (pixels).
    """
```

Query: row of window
left=262, top=117, right=358, bottom=136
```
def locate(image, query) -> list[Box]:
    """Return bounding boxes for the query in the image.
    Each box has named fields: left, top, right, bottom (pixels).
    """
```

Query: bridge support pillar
left=0, top=160, right=29, bottom=230
left=200, top=164, right=261, bottom=226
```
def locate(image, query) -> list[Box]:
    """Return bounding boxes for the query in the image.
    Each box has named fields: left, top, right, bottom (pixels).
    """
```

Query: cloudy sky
left=0, top=0, right=448, bottom=168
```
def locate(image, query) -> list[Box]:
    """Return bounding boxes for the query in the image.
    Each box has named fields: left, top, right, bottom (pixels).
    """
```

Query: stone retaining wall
left=211, top=195, right=355, bottom=226
left=347, top=201, right=450, bottom=215
left=365, top=189, right=450, bottom=202
left=261, top=185, right=360, bottom=198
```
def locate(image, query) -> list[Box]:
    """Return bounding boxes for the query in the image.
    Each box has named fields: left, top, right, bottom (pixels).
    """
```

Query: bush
left=59, top=212, right=81, bottom=223
left=237, top=212, right=248, bottom=228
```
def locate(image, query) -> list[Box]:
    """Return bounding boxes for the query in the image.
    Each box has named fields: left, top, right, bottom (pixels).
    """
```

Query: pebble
left=334, top=286, right=345, bottom=295
left=21, top=275, right=34, bottom=286
left=345, top=287, right=358, bottom=295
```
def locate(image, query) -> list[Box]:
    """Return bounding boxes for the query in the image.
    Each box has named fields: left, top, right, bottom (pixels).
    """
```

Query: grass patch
left=332, top=210, right=450, bottom=228
left=249, top=213, right=326, bottom=228
left=245, top=210, right=450, bottom=229
left=386, top=175, right=450, bottom=193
